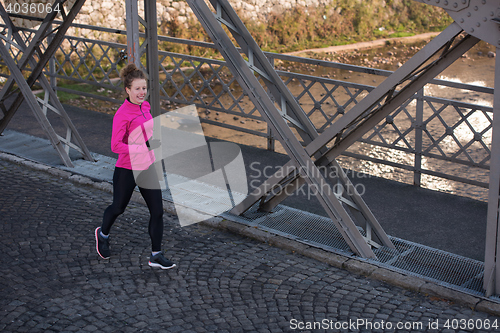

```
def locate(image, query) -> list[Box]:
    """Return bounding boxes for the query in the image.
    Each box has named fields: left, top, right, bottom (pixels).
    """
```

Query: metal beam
left=303, top=23, right=464, bottom=157
left=320, top=32, right=479, bottom=163
left=0, top=0, right=65, bottom=132
left=218, top=5, right=478, bottom=259
left=0, top=2, right=93, bottom=161
left=484, top=47, right=500, bottom=296
left=185, top=0, right=396, bottom=258
left=206, top=0, right=319, bottom=147
left=144, top=0, right=160, bottom=117
left=0, top=0, right=93, bottom=167
left=0, top=30, right=74, bottom=166
left=417, top=0, right=500, bottom=297
left=125, top=0, right=166, bottom=189
left=125, top=0, right=141, bottom=69
left=125, top=0, right=161, bottom=114
left=247, top=24, right=478, bottom=221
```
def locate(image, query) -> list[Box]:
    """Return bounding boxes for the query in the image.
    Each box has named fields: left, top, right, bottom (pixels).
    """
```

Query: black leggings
left=102, top=166, right=164, bottom=252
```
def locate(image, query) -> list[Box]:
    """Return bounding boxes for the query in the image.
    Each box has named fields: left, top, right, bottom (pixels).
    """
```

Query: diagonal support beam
left=186, top=0, right=394, bottom=258
left=206, top=0, right=319, bottom=147
left=0, top=0, right=65, bottom=128
left=0, top=2, right=92, bottom=161
left=244, top=23, right=478, bottom=217
left=315, top=30, right=479, bottom=164
left=0, top=34, right=75, bottom=166
left=304, top=23, right=472, bottom=158
left=0, top=0, right=93, bottom=166
left=0, top=0, right=86, bottom=131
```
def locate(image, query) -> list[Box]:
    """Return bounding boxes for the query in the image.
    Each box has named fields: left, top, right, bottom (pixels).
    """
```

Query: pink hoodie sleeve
left=111, top=112, right=148, bottom=155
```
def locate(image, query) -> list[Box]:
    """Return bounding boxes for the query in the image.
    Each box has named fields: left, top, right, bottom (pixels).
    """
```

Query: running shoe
left=148, top=252, right=176, bottom=269
left=95, top=227, right=110, bottom=259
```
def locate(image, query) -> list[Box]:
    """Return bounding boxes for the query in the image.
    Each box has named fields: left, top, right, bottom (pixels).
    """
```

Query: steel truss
left=3, top=0, right=492, bottom=294
left=184, top=0, right=395, bottom=259
left=181, top=0, right=500, bottom=296
left=486, top=51, right=500, bottom=296
left=0, top=0, right=93, bottom=167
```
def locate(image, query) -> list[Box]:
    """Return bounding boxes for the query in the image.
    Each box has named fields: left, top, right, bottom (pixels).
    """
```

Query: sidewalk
left=284, top=32, right=441, bottom=56
left=1, top=156, right=500, bottom=332
left=3, top=101, right=489, bottom=262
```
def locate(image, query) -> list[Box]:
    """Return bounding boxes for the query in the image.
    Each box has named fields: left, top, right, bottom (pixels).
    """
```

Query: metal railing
left=0, top=19, right=493, bottom=199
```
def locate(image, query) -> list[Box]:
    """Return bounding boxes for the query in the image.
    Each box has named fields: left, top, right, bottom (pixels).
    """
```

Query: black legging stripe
left=102, top=166, right=164, bottom=252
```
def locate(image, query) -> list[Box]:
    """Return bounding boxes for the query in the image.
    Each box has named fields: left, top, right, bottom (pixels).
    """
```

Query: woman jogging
left=95, top=63, right=175, bottom=270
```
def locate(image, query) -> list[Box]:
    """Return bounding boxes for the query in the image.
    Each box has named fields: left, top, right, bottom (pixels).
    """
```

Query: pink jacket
left=111, top=99, right=155, bottom=170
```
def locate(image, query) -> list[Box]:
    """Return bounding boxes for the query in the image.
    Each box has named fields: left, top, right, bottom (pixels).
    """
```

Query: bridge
left=0, top=0, right=499, bottom=297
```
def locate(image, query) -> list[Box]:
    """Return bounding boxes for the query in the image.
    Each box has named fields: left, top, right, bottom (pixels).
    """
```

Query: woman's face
left=125, top=78, right=147, bottom=105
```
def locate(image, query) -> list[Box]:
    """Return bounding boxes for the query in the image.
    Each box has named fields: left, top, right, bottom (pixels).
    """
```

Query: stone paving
left=1, top=158, right=500, bottom=333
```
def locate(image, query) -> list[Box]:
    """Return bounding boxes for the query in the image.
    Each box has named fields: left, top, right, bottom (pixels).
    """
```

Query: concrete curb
left=1, top=151, right=499, bottom=316
left=215, top=219, right=496, bottom=313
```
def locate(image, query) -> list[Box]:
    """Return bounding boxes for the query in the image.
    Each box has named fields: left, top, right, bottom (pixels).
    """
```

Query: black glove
left=146, top=139, right=161, bottom=150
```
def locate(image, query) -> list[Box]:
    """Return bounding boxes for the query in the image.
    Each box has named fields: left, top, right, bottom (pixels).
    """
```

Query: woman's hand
left=146, top=139, right=161, bottom=150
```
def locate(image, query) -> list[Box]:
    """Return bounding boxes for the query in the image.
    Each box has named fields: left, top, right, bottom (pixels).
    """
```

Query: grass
left=157, top=1, right=452, bottom=56
left=388, top=32, right=416, bottom=38
left=36, top=83, right=117, bottom=103
left=267, top=1, right=451, bottom=51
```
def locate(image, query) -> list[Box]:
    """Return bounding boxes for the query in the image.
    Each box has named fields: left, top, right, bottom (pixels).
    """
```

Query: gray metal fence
left=1, top=20, right=493, bottom=199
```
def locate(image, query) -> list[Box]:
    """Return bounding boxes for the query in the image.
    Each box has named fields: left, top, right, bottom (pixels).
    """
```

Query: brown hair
left=120, top=63, right=146, bottom=91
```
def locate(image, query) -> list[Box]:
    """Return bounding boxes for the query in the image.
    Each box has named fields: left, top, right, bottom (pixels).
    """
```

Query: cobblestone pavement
left=1, top=158, right=500, bottom=333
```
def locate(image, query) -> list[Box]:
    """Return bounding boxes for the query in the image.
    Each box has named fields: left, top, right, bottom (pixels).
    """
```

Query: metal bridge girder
left=0, top=0, right=94, bottom=167
left=125, top=0, right=161, bottom=117
left=484, top=50, right=500, bottom=296
left=415, top=0, right=500, bottom=47
left=415, top=0, right=500, bottom=297
left=126, top=0, right=500, bottom=296
left=183, top=0, right=399, bottom=259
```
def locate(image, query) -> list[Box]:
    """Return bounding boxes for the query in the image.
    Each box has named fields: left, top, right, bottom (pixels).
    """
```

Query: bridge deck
left=0, top=101, right=490, bottom=298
